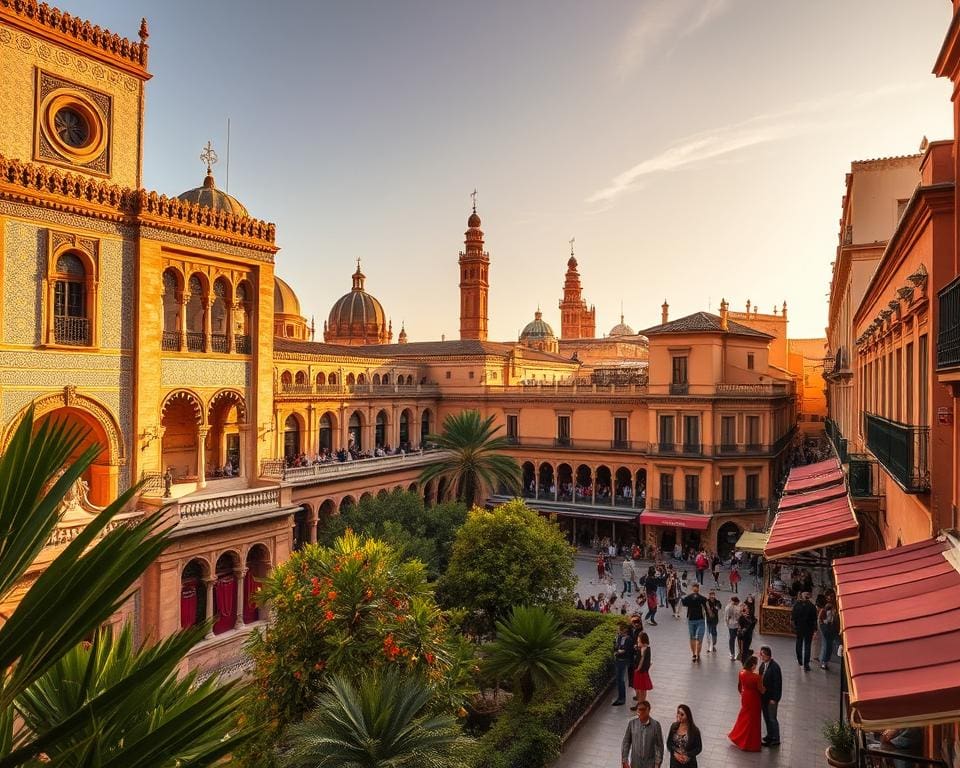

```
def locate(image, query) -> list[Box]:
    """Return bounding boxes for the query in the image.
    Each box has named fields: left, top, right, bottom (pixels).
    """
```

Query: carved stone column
left=203, top=293, right=213, bottom=352
left=204, top=578, right=215, bottom=639
left=234, top=567, right=246, bottom=629
left=307, top=506, right=319, bottom=544
left=197, top=426, right=209, bottom=489
left=179, top=295, right=188, bottom=351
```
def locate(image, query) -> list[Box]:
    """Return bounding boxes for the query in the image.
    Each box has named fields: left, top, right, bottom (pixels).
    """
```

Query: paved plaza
left=555, top=555, right=839, bottom=768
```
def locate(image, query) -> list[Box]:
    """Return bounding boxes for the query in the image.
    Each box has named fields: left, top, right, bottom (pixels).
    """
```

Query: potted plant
left=822, top=719, right=856, bottom=767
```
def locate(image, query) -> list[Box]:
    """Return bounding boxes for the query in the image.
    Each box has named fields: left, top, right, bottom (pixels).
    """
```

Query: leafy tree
left=437, top=500, right=577, bottom=635
left=482, top=607, right=579, bottom=703
left=279, top=669, right=472, bottom=768
left=318, top=490, right=467, bottom=579
left=419, top=411, right=521, bottom=504
left=0, top=406, right=247, bottom=767
left=238, top=531, right=471, bottom=767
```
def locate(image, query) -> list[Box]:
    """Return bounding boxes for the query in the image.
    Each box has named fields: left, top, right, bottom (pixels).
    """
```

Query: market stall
left=759, top=461, right=858, bottom=636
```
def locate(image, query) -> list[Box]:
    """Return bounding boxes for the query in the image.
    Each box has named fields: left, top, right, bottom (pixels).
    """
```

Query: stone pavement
left=556, top=555, right=840, bottom=768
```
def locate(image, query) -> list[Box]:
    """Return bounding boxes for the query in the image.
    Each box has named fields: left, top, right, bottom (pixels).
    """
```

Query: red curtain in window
left=213, top=575, right=237, bottom=635
left=243, top=570, right=260, bottom=623
left=180, top=579, right=199, bottom=629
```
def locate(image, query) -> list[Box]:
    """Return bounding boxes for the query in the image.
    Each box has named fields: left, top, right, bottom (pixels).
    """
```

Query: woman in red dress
left=728, top=654, right=764, bottom=752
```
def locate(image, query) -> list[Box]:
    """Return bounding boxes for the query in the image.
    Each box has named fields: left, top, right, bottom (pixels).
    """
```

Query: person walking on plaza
left=643, top=567, right=659, bottom=625
left=612, top=621, right=634, bottom=706
left=818, top=598, right=839, bottom=670
left=728, top=655, right=765, bottom=752
left=704, top=589, right=723, bottom=654
left=711, top=553, right=722, bottom=587
left=666, top=704, right=702, bottom=768
left=729, top=562, right=741, bottom=593
left=631, top=631, right=653, bottom=710
left=597, top=552, right=606, bottom=582
left=758, top=645, right=782, bottom=747
left=791, top=591, right=818, bottom=671
left=622, top=554, right=637, bottom=597
left=737, top=603, right=757, bottom=663
left=724, top=595, right=741, bottom=660
left=694, top=550, right=708, bottom=585
left=656, top=565, right=668, bottom=608
left=621, top=700, right=664, bottom=768
left=680, top=582, right=709, bottom=662
left=666, top=572, right=680, bottom=619
left=628, top=614, right=644, bottom=699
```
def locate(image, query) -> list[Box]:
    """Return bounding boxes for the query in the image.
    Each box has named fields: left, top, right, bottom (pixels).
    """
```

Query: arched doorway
left=339, top=496, right=356, bottom=513
left=180, top=558, right=208, bottom=629
left=283, top=414, right=302, bottom=460
left=292, top=507, right=309, bottom=551
left=375, top=410, right=388, bottom=449
left=34, top=405, right=115, bottom=506
left=717, top=521, right=742, bottom=560
left=213, top=552, right=239, bottom=635
left=399, top=409, right=412, bottom=447
left=243, top=545, right=270, bottom=623
left=318, top=412, right=335, bottom=453
left=420, top=409, right=432, bottom=446
left=211, top=277, right=232, bottom=352
left=557, top=463, right=573, bottom=501
left=539, top=463, right=555, bottom=498
left=348, top=411, right=363, bottom=450
left=575, top=464, right=592, bottom=502
left=160, top=390, right=203, bottom=484
left=207, top=390, right=246, bottom=479
left=522, top=462, right=536, bottom=497
left=161, top=268, right=182, bottom=350
left=615, top=467, right=632, bottom=506
left=595, top=465, right=612, bottom=503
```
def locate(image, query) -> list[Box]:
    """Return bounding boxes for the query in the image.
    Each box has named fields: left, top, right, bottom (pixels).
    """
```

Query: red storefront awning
left=638, top=512, right=711, bottom=531
left=778, top=481, right=847, bottom=510
left=783, top=467, right=844, bottom=494
left=785, top=458, right=840, bottom=479
left=764, top=496, right=858, bottom=559
left=834, top=534, right=960, bottom=728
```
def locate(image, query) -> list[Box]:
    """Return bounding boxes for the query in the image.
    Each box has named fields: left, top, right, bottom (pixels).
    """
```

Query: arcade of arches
left=180, top=544, right=271, bottom=635
left=279, top=407, right=432, bottom=459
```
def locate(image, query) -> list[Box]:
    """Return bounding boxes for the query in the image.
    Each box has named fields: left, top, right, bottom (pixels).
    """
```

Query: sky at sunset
left=63, top=1, right=954, bottom=341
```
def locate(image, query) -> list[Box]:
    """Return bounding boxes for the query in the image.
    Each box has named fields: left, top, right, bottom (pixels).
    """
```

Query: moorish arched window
left=53, top=253, right=89, bottom=345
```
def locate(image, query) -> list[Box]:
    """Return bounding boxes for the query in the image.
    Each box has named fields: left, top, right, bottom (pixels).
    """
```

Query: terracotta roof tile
left=637, top=311, right=773, bottom=339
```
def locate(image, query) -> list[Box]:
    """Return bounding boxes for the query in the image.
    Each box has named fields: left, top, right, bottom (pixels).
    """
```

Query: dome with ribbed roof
left=274, top=277, right=301, bottom=316
left=323, top=261, right=392, bottom=346
left=609, top=314, right=635, bottom=337
left=176, top=172, right=249, bottom=217
left=519, top=309, right=558, bottom=354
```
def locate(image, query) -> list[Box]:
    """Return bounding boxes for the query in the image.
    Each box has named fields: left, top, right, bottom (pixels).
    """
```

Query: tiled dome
left=176, top=172, right=248, bottom=217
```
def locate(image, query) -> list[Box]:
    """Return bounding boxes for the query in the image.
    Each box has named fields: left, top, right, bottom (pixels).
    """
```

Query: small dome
left=176, top=172, right=249, bottom=217
left=274, top=277, right=301, bottom=316
left=520, top=309, right=556, bottom=340
left=324, top=260, right=391, bottom=345
left=468, top=210, right=481, bottom=228
left=567, top=256, right=578, bottom=269
left=609, top=314, right=635, bottom=337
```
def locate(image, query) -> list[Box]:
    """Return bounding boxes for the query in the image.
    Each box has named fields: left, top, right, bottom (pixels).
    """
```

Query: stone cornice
left=0, top=154, right=278, bottom=254
left=0, top=0, right=150, bottom=80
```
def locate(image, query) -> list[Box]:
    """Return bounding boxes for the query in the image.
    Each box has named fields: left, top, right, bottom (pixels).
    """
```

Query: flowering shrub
left=237, top=530, right=467, bottom=767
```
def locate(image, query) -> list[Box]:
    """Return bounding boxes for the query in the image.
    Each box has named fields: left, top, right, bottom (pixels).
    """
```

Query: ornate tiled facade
left=160, top=359, right=250, bottom=388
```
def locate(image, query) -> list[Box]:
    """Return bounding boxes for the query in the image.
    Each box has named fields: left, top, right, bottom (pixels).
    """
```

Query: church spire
left=459, top=192, right=489, bottom=340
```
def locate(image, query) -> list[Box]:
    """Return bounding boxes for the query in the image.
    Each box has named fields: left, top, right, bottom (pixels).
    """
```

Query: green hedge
left=469, top=611, right=619, bottom=768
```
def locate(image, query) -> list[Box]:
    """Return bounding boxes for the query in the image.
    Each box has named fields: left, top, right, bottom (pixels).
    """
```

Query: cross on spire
left=569, top=237, right=575, bottom=256
left=200, top=141, right=218, bottom=175
left=470, top=188, right=478, bottom=213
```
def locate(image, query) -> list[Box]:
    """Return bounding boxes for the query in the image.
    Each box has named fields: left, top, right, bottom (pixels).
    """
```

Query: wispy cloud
left=585, top=84, right=925, bottom=205
left=616, top=0, right=729, bottom=79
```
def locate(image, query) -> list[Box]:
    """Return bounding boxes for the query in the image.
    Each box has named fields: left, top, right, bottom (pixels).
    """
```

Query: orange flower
left=325, top=610, right=335, bottom=621
left=327, top=590, right=337, bottom=600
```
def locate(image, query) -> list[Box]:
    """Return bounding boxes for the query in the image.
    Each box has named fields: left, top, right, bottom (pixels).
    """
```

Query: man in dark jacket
left=758, top=645, right=782, bottom=746
left=791, top=591, right=818, bottom=670
left=612, top=621, right=634, bottom=705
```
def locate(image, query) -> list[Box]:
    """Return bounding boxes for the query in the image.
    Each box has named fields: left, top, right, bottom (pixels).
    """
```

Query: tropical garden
left=0, top=408, right=618, bottom=767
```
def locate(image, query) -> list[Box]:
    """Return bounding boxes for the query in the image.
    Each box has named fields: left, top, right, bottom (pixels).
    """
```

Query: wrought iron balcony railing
left=669, top=382, right=689, bottom=395
left=161, top=330, right=181, bottom=351
left=847, top=453, right=881, bottom=498
left=937, top=275, right=960, bottom=370
left=210, top=334, right=229, bottom=353
left=864, top=413, right=929, bottom=493
left=54, top=315, right=89, bottom=345
left=234, top=334, right=251, bottom=354
left=185, top=331, right=205, bottom=352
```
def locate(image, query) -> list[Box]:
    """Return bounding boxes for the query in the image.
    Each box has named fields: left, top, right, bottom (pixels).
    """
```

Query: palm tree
left=419, top=410, right=520, bottom=504
left=482, top=606, right=579, bottom=703
left=279, top=669, right=471, bottom=768
left=0, top=406, right=249, bottom=766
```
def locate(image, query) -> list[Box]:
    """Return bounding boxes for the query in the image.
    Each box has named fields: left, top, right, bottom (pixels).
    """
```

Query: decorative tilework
left=0, top=200, right=132, bottom=237
left=3, top=220, right=44, bottom=344
left=140, top=225, right=275, bottom=265
left=161, top=359, right=250, bottom=388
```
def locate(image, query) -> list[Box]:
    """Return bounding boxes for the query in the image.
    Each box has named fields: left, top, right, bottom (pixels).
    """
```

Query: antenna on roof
left=225, top=117, right=231, bottom=193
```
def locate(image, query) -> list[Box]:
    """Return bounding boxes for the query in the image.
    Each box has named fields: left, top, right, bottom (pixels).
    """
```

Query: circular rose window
left=53, top=107, right=90, bottom=148
left=40, top=90, right=108, bottom=165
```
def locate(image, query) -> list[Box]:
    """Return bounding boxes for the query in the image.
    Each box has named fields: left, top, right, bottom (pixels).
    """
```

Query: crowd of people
left=283, top=442, right=419, bottom=468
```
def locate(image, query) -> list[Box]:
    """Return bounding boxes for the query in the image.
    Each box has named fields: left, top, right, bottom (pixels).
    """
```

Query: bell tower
left=558, top=240, right=596, bottom=339
left=459, top=193, right=489, bottom=340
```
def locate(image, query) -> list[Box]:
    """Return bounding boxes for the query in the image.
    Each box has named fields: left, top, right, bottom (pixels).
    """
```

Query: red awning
left=638, top=512, right=711, bottom=531
left=834, top=535, right=960, bottom=728
left=783, top=467, right=844, bottom=494
left=764, top=496, right=858, bottom=559
left=778, top=481, right=847, bottom=510
left=786, top=458, right=840, bottom=479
